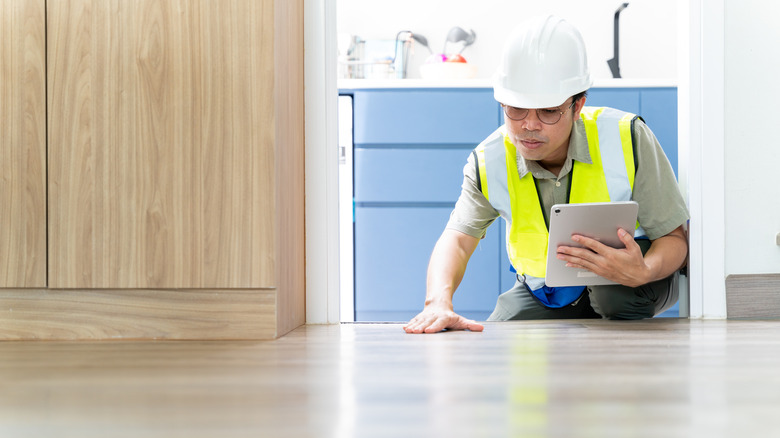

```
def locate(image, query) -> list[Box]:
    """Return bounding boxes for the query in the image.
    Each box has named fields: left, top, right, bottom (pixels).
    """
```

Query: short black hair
left=572, top=90, right=588, bottom=103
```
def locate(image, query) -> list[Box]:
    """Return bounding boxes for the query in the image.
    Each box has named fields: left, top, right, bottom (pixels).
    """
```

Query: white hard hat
left=494, top=15, right=592, bottom=109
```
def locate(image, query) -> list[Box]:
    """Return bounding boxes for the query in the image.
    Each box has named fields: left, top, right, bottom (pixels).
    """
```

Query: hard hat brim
left=494, top=86, right=574, bottom=109
left=493, top=76, right=592, bottom=109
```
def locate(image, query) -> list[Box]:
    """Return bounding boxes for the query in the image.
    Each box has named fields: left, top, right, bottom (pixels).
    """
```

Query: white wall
left=337, top=0, right=677, bottom=80
left=724, top=1, right=780, bottom=275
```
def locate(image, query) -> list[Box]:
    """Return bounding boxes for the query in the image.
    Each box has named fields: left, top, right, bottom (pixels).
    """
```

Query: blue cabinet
left=355, top=148, right=470, bottom=203
left=349, top=88, right=500, bottom=321
left=588, top=87, right=678, bottom=177
left=586, top=89, right=641, bottom=114
left=345, top=86, right=679, bottom=321
left=353, top=89, right=501, bottom=145
left=354, top=207, right=501, bottom=322
left=639, top=88, right=678, bottom=178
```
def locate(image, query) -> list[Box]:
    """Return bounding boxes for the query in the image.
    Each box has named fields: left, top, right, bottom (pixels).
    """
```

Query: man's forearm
left=424, top=229, right=479, bottom=309
left=642, top=226, right=688, bottom=284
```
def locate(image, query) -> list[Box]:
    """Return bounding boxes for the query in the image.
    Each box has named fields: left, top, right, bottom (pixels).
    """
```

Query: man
left=403, top=16, right=688, bottom=334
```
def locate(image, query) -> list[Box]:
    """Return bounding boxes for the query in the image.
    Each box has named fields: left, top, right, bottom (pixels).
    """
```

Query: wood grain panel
left=0, top=0, right=47, bottom=287
left=0, top=288, right=276, bottom=340
left=274, top=0, right=305, bottom=336
left=47, top=0, right=276, bottom=289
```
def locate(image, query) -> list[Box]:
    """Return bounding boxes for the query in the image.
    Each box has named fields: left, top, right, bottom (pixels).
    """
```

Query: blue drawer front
left=587, top=87, right=678, bottom=178
left=354, top=206, right=499, bottom=321
left=640, top=88, right=678, bottom=177
left=354, top=148, right=473, bottom=203
left=353, top=89, right=499, bottom=145
left=587, top=88, right=641, bottom=115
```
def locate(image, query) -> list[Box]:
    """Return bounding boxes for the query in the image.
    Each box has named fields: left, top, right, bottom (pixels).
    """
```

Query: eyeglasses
left=502, top=100, right=576, bottom=125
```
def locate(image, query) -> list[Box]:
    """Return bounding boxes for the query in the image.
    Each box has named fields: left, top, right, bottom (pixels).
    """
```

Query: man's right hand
left=405, top=229, right=484, bottom=334
left=403, top=306, right=484, bottom=334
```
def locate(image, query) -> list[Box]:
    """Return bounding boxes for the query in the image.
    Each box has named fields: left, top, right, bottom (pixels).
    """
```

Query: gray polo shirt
left=446, top=116, right=690, bottom=241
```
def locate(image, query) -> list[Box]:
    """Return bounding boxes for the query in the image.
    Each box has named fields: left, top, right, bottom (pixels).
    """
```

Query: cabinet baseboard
left=0, top=288, right=282, bottom=340
left=726, top=274, right=780, bottom=319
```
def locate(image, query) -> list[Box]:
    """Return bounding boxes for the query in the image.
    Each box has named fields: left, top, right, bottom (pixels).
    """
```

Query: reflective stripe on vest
left=476, top=106, right=646, bottom=296
left=577, top=107, right=647, bottom=237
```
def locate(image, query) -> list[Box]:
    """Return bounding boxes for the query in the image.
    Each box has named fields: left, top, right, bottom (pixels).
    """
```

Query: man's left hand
left=555, top=228, right=651, bottom=288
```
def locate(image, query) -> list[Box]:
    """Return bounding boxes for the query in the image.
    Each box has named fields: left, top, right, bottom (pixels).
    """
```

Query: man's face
left=503, top=97, right=586, bottom=169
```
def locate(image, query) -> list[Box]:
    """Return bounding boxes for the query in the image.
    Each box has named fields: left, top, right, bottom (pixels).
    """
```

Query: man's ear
left=573, top=96, right=587, bottom=121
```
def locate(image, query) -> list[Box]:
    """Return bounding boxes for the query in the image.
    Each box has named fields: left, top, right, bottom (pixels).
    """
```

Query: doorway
left=303, top=0, right=727, bottom=324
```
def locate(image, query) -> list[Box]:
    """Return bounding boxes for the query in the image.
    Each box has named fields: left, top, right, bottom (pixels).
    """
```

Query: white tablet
left=544, top=201, right=639, bottom=287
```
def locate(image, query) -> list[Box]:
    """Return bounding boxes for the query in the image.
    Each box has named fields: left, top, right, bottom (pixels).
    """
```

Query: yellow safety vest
left=475, top=107, right=646, bottom=286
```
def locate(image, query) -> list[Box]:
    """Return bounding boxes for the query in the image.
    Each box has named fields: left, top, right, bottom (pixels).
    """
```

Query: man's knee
left=588, top=287, right=655, bottom=320
left=589, top=274, right=678, bottom=320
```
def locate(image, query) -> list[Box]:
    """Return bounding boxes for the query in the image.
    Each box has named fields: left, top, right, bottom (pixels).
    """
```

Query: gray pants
left=487, top=272, right=679, bottom=320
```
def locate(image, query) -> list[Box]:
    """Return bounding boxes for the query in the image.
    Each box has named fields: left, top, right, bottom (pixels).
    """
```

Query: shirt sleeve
left=632, top=119, right=690, bottom=240
left=444, top=152, right=500, bottom=239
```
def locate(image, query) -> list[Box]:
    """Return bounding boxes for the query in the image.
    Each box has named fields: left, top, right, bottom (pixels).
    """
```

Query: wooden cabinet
left=0, top=0, right=47, bottom=288
left=0, top=0, right=304, bottom=340
left=47, top=0, right=276, bottom=289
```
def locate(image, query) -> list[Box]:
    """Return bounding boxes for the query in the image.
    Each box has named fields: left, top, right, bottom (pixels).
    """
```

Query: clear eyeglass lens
left=503, top=106, right=563, bottom=125
left=505, top=106, right=529, bottom=121
left=538, top=108, right=562, bottom=124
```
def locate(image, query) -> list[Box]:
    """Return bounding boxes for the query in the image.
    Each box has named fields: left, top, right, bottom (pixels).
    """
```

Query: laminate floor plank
left=1, top=320, right=779, bottom=437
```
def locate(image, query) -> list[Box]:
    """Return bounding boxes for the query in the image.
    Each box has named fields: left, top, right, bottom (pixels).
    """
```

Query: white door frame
left=304, top=0, right=340, bottom=324
left=303, top=0, right=727, bottom=323
left=680, top=0, right=727, bottom=318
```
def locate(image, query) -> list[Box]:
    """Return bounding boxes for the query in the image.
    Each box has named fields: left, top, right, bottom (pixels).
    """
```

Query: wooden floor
left=2, top=319, right=780, bottom=438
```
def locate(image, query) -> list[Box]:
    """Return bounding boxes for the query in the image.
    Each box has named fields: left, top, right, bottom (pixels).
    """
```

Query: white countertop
left=338, top=78, right=677, bottom=89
